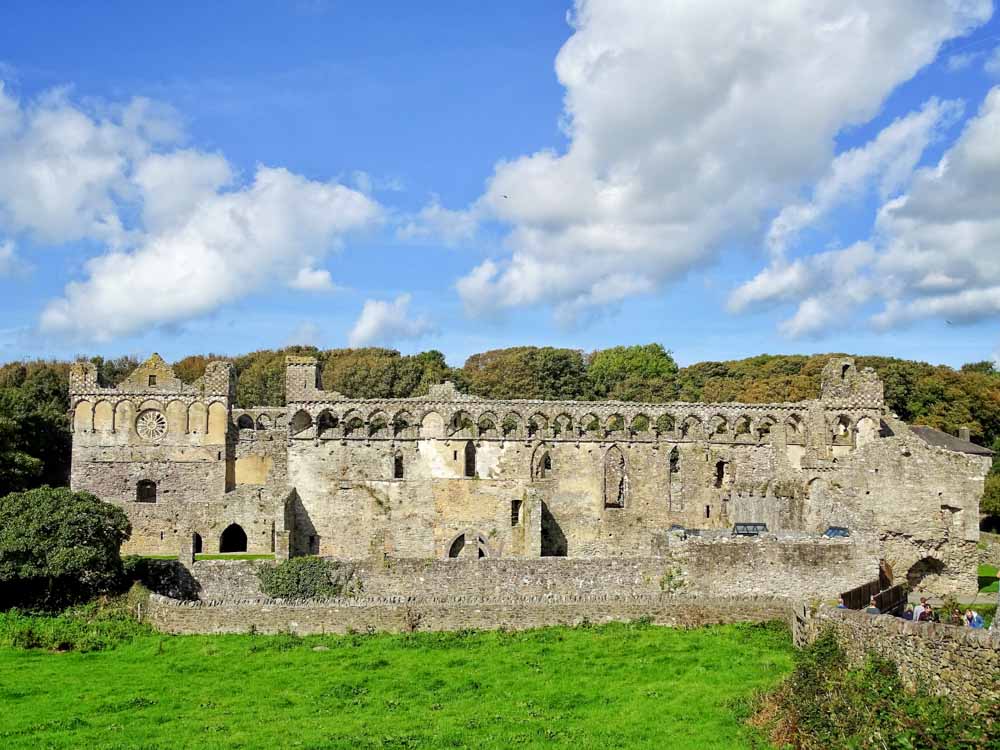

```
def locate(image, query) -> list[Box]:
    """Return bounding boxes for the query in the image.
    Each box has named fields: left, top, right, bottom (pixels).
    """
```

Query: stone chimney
left=958, top=427, right=971, bottom=442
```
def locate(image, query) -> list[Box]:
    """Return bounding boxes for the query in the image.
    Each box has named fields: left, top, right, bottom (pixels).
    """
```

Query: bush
left=256, top=557, right=360, bottom=599
left=0, top=486, right=131, bottom=610
left=753, top=628, right=999, bottom=748
left=0, top=585, right=150, bottom=652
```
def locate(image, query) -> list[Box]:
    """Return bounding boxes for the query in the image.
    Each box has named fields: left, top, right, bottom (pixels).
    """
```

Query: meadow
left=0, top=620, right=792, bottom=750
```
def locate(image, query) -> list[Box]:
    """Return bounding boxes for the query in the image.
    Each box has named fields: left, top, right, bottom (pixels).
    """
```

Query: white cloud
left=765, top=98, right=961, bottom=256
left=398, top=196, right=480, bottom=245
left=735, top=86, right=1000, bottom=335
left=289, top=266, right=337, bottom=292
left=986, top=46, right=1000, bottom=77
left=444, top=1, right=990, bottom=322
left=348, top=293, right=432, bottom=347
left=946, top=51, right=979, bottom=71
left=41, top=167, right=380, bottom=339
left=0, top=82, right=382, bottom=340
left=0, top=239, right=17, bottom=276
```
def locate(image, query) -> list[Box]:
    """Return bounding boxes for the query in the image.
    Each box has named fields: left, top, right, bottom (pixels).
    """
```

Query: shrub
left=753, top=628, right=999, bottom=748
left=0, top=486, right=130, bottom=610
left=257, top=557, right=360, bottom=599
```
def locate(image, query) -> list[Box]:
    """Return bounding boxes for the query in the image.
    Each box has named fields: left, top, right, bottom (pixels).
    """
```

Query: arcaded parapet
left=69, top=354, right=989, bottom=598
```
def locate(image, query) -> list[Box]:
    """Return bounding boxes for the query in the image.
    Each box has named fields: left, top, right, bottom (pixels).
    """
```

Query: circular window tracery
left=136, top=409, right=168, bottom=440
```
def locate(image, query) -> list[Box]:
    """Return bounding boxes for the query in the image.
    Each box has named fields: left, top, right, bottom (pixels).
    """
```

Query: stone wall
left=144, top=592, right=791, bottom=635
left=799, top=606, right=1000, bottom=713
left=177, top=538, right=874, bottom=602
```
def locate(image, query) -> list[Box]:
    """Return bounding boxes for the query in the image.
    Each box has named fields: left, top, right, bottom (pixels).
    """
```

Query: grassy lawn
left=0, top=621, right=792, bottom=749
left=979, top=563, right=999, bottom=594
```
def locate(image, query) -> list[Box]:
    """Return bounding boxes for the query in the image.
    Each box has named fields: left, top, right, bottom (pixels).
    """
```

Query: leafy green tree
left=587, top=344, right=679, bottom=401
left=0, top=386, right=70, bottom=494
left=0, top=487, right=131, bottom=609
left=982, top=474, right=1000, bottom=516
left=461, top=347, right=588, bottom=400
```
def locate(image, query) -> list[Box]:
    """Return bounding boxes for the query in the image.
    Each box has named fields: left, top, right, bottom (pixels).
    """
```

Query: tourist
left=911, top=596, right=927, bottom=619
left=917, top=602, right=933, bottom=622
left=949, top=609, right=963, bottom=626
left=901, top=608, right=913, bottom=621
left=837, top=596, right=847, bottom=609
left=864, top=596, right=880, bottom=615
left=964, top=610, right=985, bottom=629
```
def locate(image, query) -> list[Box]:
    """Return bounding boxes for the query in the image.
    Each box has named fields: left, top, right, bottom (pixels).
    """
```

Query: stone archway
left=220, top=523, right=248, bottom=553
left=906, top=556, right=945, bottom=590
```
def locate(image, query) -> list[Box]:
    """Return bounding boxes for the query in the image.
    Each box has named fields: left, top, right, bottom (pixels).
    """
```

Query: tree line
left=2, top=344, right=999, bottom=515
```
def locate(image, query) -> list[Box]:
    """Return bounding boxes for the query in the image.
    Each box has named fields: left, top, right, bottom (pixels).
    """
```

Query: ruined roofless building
left=69, top=355, right=990, bottom=595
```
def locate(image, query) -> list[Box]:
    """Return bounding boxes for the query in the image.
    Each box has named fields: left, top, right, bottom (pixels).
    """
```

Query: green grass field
left=0, top=621, right=792, bottom=750
left=980, top=563, right=999, bottom=594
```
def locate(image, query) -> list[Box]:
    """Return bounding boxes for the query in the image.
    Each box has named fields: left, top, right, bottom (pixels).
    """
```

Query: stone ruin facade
left=68, top=354, right=991, bottom=596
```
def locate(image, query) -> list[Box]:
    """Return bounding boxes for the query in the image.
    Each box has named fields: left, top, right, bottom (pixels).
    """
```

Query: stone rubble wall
left=177, top=538, right=874, bottom=602
left=144, top=592, right=791, bottom=635
left=799, top=605, right=1000, bottom=713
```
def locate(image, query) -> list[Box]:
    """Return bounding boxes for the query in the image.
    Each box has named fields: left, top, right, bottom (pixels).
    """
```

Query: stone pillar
left=525, top=495, right=543, bottom=558
left=274, top=531, right=291, bottom=561
left=179, top=532, right=196, bottom=567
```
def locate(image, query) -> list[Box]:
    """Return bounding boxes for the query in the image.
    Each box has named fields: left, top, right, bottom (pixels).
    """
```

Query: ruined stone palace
left=68, top=355, right=991, bottom=595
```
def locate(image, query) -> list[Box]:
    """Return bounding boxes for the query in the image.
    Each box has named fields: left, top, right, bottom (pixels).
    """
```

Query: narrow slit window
left=394, top=452, right=404, bottom=479
left=511, top=499, right=522, bottom=526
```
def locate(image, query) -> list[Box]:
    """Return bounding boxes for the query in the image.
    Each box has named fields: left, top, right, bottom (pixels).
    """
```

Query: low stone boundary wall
left=144, top=592, right=791, bottom=636
left=181, top=538, right=872, bottom=603
left=798, top=606, right=1000, bottom=713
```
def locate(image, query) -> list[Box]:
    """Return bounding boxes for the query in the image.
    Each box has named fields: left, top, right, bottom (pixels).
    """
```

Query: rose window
left=136, top=409, right=168, bottom=440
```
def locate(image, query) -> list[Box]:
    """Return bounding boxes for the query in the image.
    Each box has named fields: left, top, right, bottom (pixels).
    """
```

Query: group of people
left=841, top=595, right=988, bottom=628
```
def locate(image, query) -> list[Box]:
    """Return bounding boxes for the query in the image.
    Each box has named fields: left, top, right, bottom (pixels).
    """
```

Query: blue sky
left=1, top=1, right=999, bottom=367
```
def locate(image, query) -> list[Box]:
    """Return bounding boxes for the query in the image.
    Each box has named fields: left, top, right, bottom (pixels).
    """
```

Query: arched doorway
left=192, top=533, right=203, bottom=554
left=219, top=523, right=248, bottom=553
left=906, top=556, right=945, bottom=589
left=463, top=441, right=476, bottom=478
left=447, top=531, right=490, bottom=559
left=981, top=515, right=1000, bottom=534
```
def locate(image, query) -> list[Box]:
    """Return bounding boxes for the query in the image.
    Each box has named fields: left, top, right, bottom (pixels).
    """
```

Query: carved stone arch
left=188, top=402, right=208, bottom=435
left=368, top=410, right=390, bottom=438
left=680, top=415, right=703, bottom=440
left=500, top=411, right=523, bottom=439
left=392, top=410, right=414, bottom=438
left=580, top=412, right=601, bottom=437
left=207, top=402, right=228, bottom=445
left=73, top=399, right=94, bottom=433
left=784, top=413, right=804, bottom=444
left=831, top=414, right=853, bottom=445
left=256, top=414, right=272, bottom=430
left=733, top=415, right=752, bottom=439
left=755, top=415, right=777, bottom=442
left=531, top=443, right=553, bottom=479
left=552, top=412, right=574, bottom=438
left=138, top=398, right=164, bottom=413
left=707, top=414, right=729, bottom=439
left=477, top=411, right=499, bottom=438
left=527, top=412, right=548, bottom=439
left=316, top=409, right=339, bottom=437
left=655, top=413, right=676, bottom=436
left=449, top=409, right=474, bottom=437
left=93, top=400, right=115, bottom=432
left=806, top=476, right=825, bottom=499
left=605, top=412, right=626, bottom=435
left=629, top=413, right=651, bottom=436
left=603, top=444, right=628, bottom=508
left=342, top=412, right=365, bottom=438
left=115, top=401, right=135, bottom=437
left=236, top=413, right=255, bottom=430
left=420, top=409, right=445, bottom=438
left=289, top=409, right=313, bottom=436
left=446, top=529, right=492, bottom=559
left=162, top=399, right=186, bottom=435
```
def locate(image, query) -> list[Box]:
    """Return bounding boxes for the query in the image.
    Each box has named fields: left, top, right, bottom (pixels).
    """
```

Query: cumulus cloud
left=41, top=167, right=380, bottom=339
left=445, top=1, right=990, bottom=322
left=0, top=82, right=382, bottom=340
left=986, top=46, right=1000, bottom=77
left=735, top=85, right=1000, bottom=336
left=289, top=266, right=337, bottom=292
left=347, top=293, right=432, bottom=347
left=397, top=196, right=480, bottom=245
left=765, top=98, right=962, bottom=256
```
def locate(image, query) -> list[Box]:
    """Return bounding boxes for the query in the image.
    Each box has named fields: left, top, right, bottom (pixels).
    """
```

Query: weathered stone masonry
left=70, top=354, right=989, bottom=597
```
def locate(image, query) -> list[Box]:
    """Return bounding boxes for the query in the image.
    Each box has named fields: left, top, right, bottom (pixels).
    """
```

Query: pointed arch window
left=464, top=441, right=476, bottom=478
